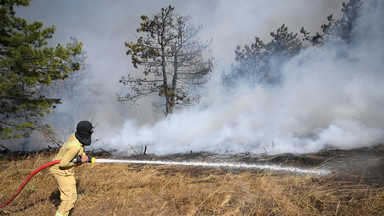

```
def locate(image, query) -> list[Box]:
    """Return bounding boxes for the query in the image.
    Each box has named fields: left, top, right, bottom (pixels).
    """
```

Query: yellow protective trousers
left=49, top=168, right=77, bottom=215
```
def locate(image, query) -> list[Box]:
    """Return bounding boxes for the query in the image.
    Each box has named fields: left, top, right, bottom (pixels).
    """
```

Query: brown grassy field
left=1, top=151, right=384, bottom=216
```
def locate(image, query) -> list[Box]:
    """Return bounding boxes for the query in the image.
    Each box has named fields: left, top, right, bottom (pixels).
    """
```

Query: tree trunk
left=169, top=51, right=179, bottom=114
left=161, top=45, right=170, bottom=114
left=22, top=84, right=30, bottom=152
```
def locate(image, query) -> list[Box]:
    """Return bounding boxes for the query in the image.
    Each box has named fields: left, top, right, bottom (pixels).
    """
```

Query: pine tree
left=41, top=37, right=93, bottom=136
left=301, top=0, right=364, bottom=45
left=0, top=0, right=82, bottom=144
left=120, top=6, right=213, bottom=115
left=224, top=24, right=301, bottom=86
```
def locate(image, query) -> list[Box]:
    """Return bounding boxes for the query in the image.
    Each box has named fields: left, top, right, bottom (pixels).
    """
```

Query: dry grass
left=1, top=152, right=384, bottom=216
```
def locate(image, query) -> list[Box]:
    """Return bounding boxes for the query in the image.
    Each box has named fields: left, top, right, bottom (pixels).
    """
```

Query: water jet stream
left=95, top=159, right=332, bottom=176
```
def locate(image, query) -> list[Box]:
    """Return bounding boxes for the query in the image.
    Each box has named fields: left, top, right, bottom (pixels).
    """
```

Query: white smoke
left=95, top=3, right=384, bottom=155
left=12, top=0, right=382, bottom=154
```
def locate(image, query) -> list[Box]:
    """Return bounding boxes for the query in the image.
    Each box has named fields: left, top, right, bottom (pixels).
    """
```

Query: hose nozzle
left=72, top=155, right=95, bottom=163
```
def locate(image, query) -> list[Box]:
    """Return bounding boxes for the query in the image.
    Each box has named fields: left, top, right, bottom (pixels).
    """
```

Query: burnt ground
left=122, top=144, right=384, bottom=186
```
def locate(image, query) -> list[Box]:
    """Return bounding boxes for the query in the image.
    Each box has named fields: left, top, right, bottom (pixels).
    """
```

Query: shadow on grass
left=0, top=190, right=61, bottom=215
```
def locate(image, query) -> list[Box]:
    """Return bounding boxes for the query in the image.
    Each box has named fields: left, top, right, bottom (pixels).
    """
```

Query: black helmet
left=75, top=120, right=93, bottom=146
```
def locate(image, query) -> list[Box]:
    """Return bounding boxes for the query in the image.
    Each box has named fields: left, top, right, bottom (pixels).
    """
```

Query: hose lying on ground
left=0, top=160, right=61, bottom=208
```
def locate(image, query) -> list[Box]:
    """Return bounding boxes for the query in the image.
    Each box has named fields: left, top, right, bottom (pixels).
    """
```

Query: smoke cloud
left=13, top=0, right=384, bottom=155
left=97, top=2, right=384, bottom=155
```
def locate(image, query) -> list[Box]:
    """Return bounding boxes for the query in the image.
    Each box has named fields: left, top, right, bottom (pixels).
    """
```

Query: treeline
left=222, top=0, right=369, bottom=87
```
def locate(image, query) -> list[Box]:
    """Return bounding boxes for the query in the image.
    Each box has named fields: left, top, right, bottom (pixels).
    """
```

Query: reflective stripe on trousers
left=55, top=211, right=68, bottom=216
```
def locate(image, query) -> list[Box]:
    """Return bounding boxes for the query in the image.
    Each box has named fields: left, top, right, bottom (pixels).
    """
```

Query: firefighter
left=49, top=120, right=94, bottom=216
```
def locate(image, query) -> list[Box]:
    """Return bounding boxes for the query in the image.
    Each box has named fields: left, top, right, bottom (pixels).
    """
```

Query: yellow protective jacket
left=50, top=133, right=85, bottom=172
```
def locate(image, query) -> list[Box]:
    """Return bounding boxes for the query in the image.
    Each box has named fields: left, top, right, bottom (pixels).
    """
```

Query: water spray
left=95, top=158, right=332, bottom=175
left=0, top=156, right=332, bottom=208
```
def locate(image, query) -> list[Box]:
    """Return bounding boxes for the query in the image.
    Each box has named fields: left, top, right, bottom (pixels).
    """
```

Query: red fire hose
left=0, top=160, right=61, bottom=208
